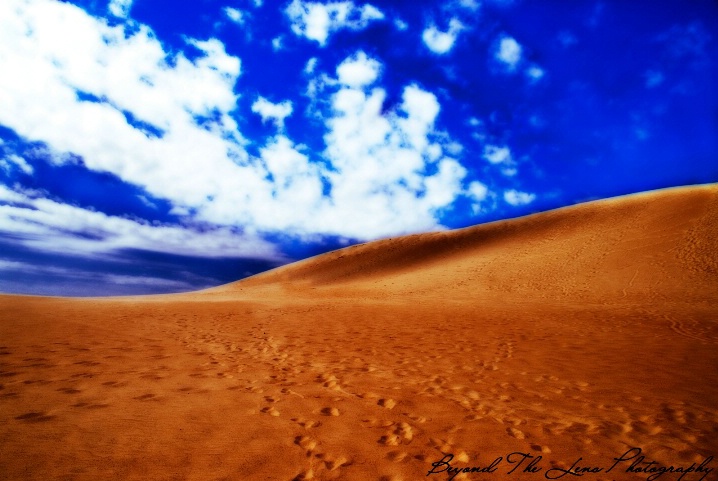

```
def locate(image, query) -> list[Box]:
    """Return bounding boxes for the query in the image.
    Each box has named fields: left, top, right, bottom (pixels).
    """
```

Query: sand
left=1, top=184, right=717, bottom=481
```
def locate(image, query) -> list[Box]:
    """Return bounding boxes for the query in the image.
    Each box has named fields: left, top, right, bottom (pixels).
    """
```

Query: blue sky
left=0, top=0, right=716, bottom=296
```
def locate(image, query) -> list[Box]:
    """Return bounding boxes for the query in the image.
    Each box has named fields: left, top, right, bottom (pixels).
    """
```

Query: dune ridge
left=213, top=184, right=717, bottom=304
left=1, top=184, right=717, bottom=481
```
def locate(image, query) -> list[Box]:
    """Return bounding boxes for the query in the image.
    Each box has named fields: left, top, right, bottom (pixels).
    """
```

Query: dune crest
left=1, top=184, right=717, bottom=481
left=214, top=184, right=717, bottom=304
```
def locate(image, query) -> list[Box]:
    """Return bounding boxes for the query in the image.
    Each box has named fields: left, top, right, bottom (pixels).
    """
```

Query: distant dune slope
left=212, top=184, right=718, bottom=304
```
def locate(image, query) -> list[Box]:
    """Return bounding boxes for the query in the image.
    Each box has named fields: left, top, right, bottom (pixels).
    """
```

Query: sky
left=0, top=0, right=716, bottom=296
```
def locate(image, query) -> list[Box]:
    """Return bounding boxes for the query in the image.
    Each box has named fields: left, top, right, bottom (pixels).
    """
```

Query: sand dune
left=1, top=184, right=717, bottom=481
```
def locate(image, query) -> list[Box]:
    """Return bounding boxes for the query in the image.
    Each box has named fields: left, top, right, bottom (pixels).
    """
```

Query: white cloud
left=0, top=1, right=478, bottom=253
left=225, top=7, right=246, bottom=25
left=0, top=185, right=283, bottom=259
left=336, top=51, right=381, bottom=88
left=285, top=0, right=384, bottom=46
left=445, top=141, right=463, bottom=156
left=467, top=181, right=488, bottom=202
left=108, top=0, right=132, bottom=18
left=422, top=18, right=464, bottom=54
left=504, top=189, right=535, bottom=206
left=0, top=0, right=247, bottom=214
left=1, top=154, right=33, bottom=175
left=458, top=0, right=480, bottom=10
left=526, top=66, right=545, bottom=81
left=467, top=180, right=489, bottom=214
left=495, top=35, right=522, bottom=70
left=483, top=145, right=512, bottom=164
left=394, top=18, right=408, bottom=31
left=272, top=36, right=283, bottom=50
left=304, top=57, right=318, bottom=74
left=251, top=97, right=293, bottom=129
left=317, top=70, right=467, bottom=237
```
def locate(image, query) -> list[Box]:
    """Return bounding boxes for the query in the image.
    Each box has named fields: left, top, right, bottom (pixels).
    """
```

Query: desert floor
left=1, top=185, right=717, bottom=481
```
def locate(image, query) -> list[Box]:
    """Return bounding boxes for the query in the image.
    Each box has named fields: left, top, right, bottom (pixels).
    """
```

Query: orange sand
left=1, top=184, right=717, bottom=481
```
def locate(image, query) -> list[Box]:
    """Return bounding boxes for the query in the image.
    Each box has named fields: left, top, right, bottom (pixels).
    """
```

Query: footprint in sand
left=320, top=407, right=340, bottom=416
left=294, top=435, right=318, bottom=453
left=454, top=451, right=471, bottom=462
left=379, top=422, right=414, bottom=446
left=386, top=451, right=410, bottom=463
left=363, top=418, right=394, bottom=428
left=379, top=434, right=401, bottom=446
left=378, top=398, right=397, bottom=409
left=261, top=406, right=280, bottom=416
left=393, top=422, right=414, bottom=442
left=406, top=413, right=428, bottom=423
left=291, top=417, right=321, bottom=428
left=323, top=454, right=350, bottom=471
left=531, top=444, right=551, bottom=453
left=428, top=437, right=454, bottom=453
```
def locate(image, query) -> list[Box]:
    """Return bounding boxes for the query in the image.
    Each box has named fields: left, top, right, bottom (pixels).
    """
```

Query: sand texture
left=1, top=184, right=717, bottom=481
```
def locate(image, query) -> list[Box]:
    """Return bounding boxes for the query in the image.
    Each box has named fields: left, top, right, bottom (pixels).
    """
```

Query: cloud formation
left=503, top=189, right=535, bottom=206
left=336, top=51, right=381, bottom=88
left=495, top=35, right=522, bottom=70
left=252, top=97, right=294, bottom=129
left=285, top=0, right=384, bottom=46
left=225, top=7, right=246, bottom=25
left=483, top=145, right=512, bottom=164
left=0, top=0, right=488, bottom=260
left=422, top=18, right=464, bottom=54
left=0, top=185, right=282, bottom=259
left=318, top=59, right=468, bottom=236
left=108, top=0, right=133, bottom=18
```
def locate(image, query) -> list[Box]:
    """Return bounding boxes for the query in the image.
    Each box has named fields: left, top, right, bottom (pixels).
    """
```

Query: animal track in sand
left=320, top=407, right=340, bottom=416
